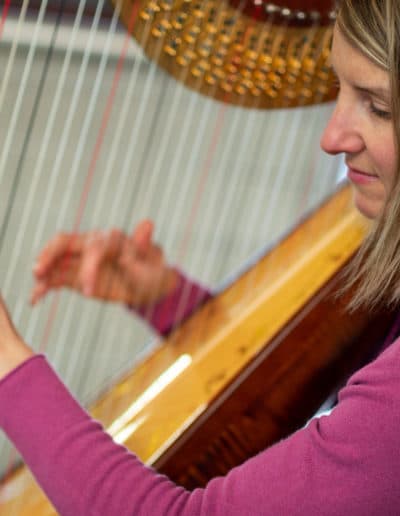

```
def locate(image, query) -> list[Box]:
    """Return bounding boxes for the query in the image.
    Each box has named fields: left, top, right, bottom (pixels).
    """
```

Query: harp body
left=0, top=185, right=395, bottom=513
left=0, top=1, right=394, bottom=513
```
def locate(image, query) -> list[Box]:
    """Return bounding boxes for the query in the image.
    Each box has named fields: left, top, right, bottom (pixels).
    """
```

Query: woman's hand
left=31, top=220, right=178, bottom=308
left=0, top=295, right=33, bottom=380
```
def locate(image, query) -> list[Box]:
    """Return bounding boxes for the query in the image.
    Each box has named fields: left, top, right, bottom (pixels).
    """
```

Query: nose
left=320, top=101, right=364, bottom=156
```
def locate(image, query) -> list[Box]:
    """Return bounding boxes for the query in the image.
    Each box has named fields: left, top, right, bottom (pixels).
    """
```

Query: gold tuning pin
left=113, top=0, right=337, bottom=108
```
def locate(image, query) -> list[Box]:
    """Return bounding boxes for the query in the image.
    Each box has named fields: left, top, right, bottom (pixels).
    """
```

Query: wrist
left=0, top=339, right=34, bottom=380
left=164, top=267, right=180, bottom=297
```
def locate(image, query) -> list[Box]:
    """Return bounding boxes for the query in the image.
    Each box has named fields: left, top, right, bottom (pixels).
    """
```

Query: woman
left=0, top=1, right=399, bottom=514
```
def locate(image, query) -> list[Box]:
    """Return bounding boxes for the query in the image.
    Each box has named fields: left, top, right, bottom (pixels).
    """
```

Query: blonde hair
left=336, top=0, right=400, bottom=309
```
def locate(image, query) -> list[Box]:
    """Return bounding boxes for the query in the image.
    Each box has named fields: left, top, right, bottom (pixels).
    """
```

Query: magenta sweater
left=133, top=270, right=212, bottom=335
left=1, top=338, right=400, bottom=515
left=0, top=279, right=399, bottom=514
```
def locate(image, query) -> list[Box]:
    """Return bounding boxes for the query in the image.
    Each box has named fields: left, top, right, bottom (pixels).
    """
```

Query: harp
left=0, top=1, right=395, bottom=513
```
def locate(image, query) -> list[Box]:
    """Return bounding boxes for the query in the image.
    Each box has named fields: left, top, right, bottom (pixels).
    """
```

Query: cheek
left=372, top=142, right=396, bottom=191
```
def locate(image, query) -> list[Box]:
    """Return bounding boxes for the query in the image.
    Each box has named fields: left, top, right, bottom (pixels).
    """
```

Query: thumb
left=132, top=219, right=154, bottom=256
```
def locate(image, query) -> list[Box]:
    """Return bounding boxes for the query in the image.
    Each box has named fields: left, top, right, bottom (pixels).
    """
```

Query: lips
left=347, top=167, right=379, bottom=185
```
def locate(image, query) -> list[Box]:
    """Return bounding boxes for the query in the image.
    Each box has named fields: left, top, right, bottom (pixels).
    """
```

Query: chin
left=353, top=193, right=382, bottom=220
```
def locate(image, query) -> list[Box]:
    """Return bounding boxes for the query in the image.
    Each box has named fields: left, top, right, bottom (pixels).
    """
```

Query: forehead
left=331, top=25, right=390, bottom=98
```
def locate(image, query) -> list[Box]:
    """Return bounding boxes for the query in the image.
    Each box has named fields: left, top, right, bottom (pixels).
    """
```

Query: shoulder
left=317, top=336, right=400, bottom=481
left=342, top=335, right=400, bottom=407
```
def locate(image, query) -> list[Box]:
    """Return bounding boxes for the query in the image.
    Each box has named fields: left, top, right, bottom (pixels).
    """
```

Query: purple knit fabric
left=132, top=269, right=212, bottom=335
left=0, top=335, right=400, bottom=515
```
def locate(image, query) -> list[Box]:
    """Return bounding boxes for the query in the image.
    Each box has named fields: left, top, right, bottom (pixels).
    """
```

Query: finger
left=118, top=243, right=148, bottom=283
left=33, top=232, right=85, bottom=277
left=79, top=230, right=125, bottom=298
left=118, top=250, right=135, bottom=275
left=78, top=232, right=107, bottom=296
left=30, top=282, right=49, bottom=305
left=117, top=257, right=147, bottom=304
left=118, top=246, right=161, bottom=283
left=131, top=219, right=154, bottom=256
left=120, top=236, right=162, bottom=269
left=107, top=229, right=125, bottom=258
left=31, top=256, right=81, bottom=301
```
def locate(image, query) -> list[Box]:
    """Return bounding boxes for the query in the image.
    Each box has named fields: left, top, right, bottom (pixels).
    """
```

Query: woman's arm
left=0, top=328, right=400, bottom=515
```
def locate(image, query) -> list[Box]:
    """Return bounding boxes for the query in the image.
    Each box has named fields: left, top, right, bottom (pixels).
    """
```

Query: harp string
left=244, top=21, right=338, bottom=299
left=4, top=0, right=114, bottom=382
left=30, top=0, right=121, bottom=356
left=243, top=115, right=300, bottom=299
left=174, top=41, right=275, bottom=312
left=0, top=0, right=30, bottom=480
left=73, top=65, right=168, bottom=397
left=1, top=1, right=68, bottom=295
left=2, top=0, right=92, bottom=335
left=176, top=17, right=257, bottom=263
left=129, top=1, right=236, bottom=328
left=40, top=0, right=143, bottom=393
left=173, top=9, right=326, bottom=306
left=3, top=0, right=115, bottom=460
left=0, top=0, right=24, bottom=112
left=51, top=0, right=177, bottom=400
left=0, top=0, right=63, bottom=485
left=85, top=1, right=247, bottom=413
left=76, top=0, right=260, bottom=400
left=0, top=3, right=142, bottom=476
left=0, top=1, right=49, bottom=194
left=70, top=1, right=178, bottom=400
left=141, top=7, right=269, bottom=332
left=3, top=0, right=100, bottom=320
left=0, top=1, right=11, bottom=38
left=63, top=1, right=332, bottom=400
left=16, top=3, right=244, bottom=370
left=34, top=0, right=181, bottom=400
left=66, top=0, right=234, bottom=408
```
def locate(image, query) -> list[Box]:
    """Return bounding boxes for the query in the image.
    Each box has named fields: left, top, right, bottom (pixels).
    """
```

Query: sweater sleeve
left=131, top=269, right=212, bottom=336
left=1, top=339, right=400, bottom=516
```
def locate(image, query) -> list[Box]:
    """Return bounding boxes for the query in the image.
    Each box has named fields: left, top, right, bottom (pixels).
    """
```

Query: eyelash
left=333, top=79, right=392, bottom=121
left=368, top=102, right=392, bottom=120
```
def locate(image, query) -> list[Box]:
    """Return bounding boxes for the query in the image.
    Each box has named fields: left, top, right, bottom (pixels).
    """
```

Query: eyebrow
left=353, top=84, right=390, bottom=103
left=330, top=62, right=390, bottom=103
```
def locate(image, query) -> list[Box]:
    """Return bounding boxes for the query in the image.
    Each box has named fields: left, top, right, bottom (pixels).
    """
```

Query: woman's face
left=320, top=25, right=396, bottom=219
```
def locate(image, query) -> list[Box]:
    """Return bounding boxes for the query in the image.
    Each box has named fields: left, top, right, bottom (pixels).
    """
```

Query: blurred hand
left=31, top=220, right=178, bottom=308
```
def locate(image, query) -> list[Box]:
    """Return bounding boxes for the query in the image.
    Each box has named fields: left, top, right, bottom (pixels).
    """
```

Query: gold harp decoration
left=110, top=0, right=338, bottom=108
